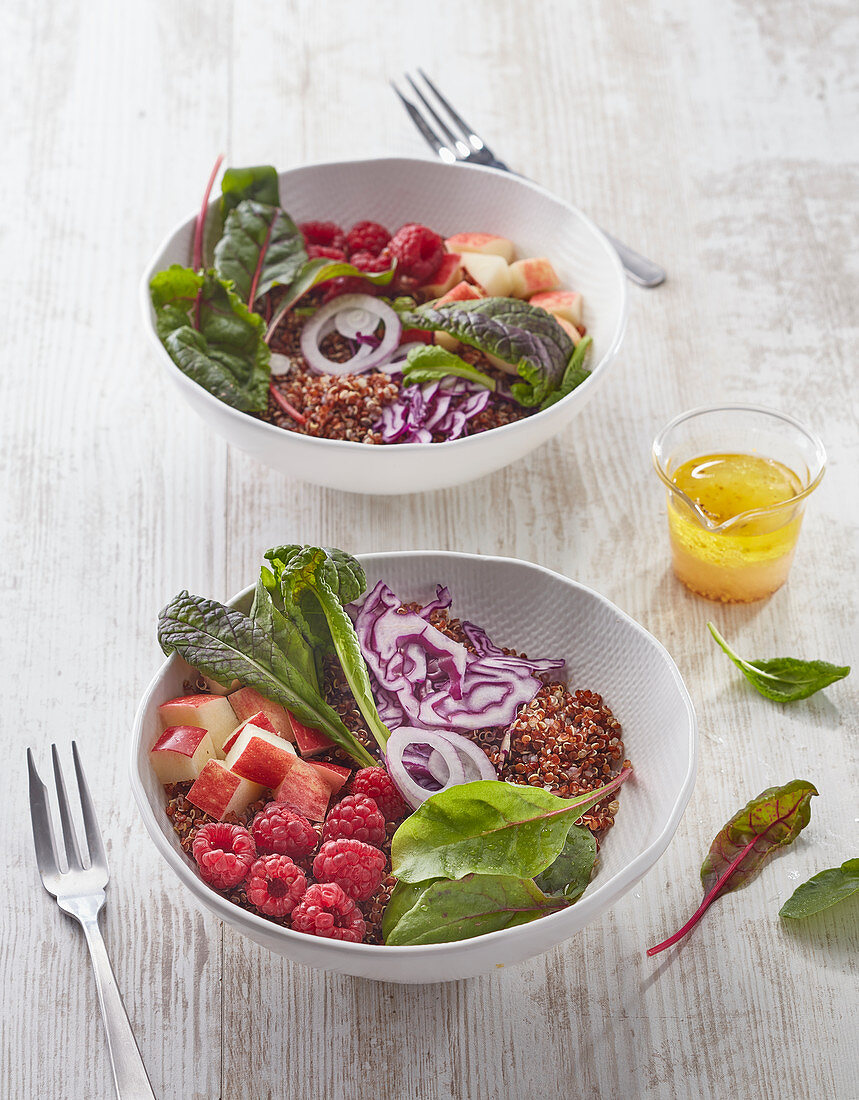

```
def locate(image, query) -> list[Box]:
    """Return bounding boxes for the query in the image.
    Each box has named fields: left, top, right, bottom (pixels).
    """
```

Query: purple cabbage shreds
left=350, top=581, right=566, bottom=732
left=376, top=377, right=491, bottom=443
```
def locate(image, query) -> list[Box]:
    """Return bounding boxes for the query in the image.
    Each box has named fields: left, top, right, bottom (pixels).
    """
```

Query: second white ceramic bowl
left=131, top=552, right=696, bottom=982
left=141, top=158, right=628, bottom=494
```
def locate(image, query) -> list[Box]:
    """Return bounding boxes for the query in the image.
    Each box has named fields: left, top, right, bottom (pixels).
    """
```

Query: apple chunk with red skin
left=187, top=760, right=264, bottom=820
left=221, top=711, right=278, bottom=756
left=158, top=694, right=237, bottom=755
left=288, top=712, right=336, bottom=758
left=310, top=760, right=352, bottom=797
left=459, top=253, right=512, bottom=297
left=508, top=258, right=560, bottom=299
left=445, top=232, right=515, bottom=263
left=228, top=686, right=295, bottom=741
left=420, top=253, right=462, bottom=298
left=150, top=725, right=216, bottom=784
left=224, top=725, right=296, bottom=789
left=529, top=290, right=583, bottom=327
left=274, top=756, right=332, bottom=821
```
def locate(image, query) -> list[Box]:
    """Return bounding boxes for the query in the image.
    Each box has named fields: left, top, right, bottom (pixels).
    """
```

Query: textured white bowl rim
left=130, top=551, right=697, bottom=966
left=139, top=156, right=629, bottom=457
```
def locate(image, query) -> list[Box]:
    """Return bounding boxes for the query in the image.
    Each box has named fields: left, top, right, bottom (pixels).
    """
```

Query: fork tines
left=391, top=70, right=496, bottom=166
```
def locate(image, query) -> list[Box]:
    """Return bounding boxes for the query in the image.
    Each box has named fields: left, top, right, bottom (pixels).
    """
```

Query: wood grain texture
left=1, top=0, right=856, bottom=1097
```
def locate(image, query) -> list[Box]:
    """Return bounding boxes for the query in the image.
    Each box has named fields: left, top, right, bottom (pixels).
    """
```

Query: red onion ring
left=300, top=294, right=402, bottom=376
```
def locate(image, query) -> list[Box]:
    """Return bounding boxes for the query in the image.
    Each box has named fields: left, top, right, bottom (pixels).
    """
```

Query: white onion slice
left=434, top=731, right=496, bottom=782
left=300, top=294, right=402, bottom=376
left=385, top=726, right=496, bottom=810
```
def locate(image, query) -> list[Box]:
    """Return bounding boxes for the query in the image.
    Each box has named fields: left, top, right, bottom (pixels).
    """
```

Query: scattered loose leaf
left=384, top=874, right=566, bottom=946
left=392, top=770, right=631, bottom=884
left=708, top=623, right=850, bottom=703
left=648, top=779, right=818, bottom=956
left=779, top=859, right=859, bottom=920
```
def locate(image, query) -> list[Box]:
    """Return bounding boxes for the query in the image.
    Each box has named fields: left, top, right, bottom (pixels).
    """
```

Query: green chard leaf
left=401, top=345, right=496, bottom=390
left=270, top=546, right=392, bottom=752
left=779, top=859, right=859, bottom=920
left=220, top=165, right=281, bottom=216
left=249, top=570, right=318, bottom=692
left=214, top=199, right=307, bottom=306
left=149, top=266, right=270, bottom=411
left=157, top=590, right=374, bottom=767
left=391, top=770, right=631, bottom=884
left=648, top=779, right=818, bottom=956
left=540, top=335, right=593, bottom=410
left=708, top=623, right=850, bottom=703
left=533, top=824, right=597, bottom=901
left=384, top=874, right=567, bottom=946
left=400, top=297, right=575, bottom=406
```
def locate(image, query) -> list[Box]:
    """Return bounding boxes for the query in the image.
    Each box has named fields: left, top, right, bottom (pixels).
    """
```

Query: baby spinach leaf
left=220, top=165, right=280, bottom=217
left=540, top=335, right=592, bottom=410
left=249, top=571, right=318, bottom=692
left=265, top=258, right=396, bottom=342
left=149, top=266, right=270, bottom=411
left=779, top=859, right=859, bottom=920
left=381, top=879, right=438, bottom=942
left=401, top=345, right=496, bottom=390
left=271, top=546, right=392, bottom=752
left=707, top=623, right=850, bottom=702
left=533, top=824, right=596, bottom=901
left=400, top=298, right=574, bottom=406
left=157, top=590, right=374, bottom=767
left=392, top=769, right=631, bottom=884
left=214, top=199, right=307, bottom=306
left=384, top=874, right=567, bottom=946
left=648, top=779, right=818, bottom=956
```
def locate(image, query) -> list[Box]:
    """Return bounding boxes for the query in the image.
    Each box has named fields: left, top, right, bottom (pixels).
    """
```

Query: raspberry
left=306, top=244, right=347, bottom=261
left=312, top=839, right=386, bottom=901
left=299, top=220, right=346, bottom=251
left=290, top=882, right=365, bottom=942
left=350, top=250, right=392, bottom=274
left=251, top=802, right=318, bottom=860
left=346, top=221, right=390, bottom=256
left=245, top=854, right=307, bottom=917
left=386, top=223, right=444, bottom=283
left=350, top=767, right=409, bottom=822
left=320, top=275, right=376, bottom=303
left=322, top=795, right=386, bottom=846
left=192, top=822, right=256, bottom=890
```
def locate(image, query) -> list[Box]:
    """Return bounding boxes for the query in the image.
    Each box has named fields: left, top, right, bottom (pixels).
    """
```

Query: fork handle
left=600, top=230, right=666, bottom=287
left=79, top=914, right=156, bottom=1099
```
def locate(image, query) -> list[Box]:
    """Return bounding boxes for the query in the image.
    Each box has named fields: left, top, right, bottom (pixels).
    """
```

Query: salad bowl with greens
left=140, top=158, right=627, bottom=494
left=131, top=550, right=696, bottom=982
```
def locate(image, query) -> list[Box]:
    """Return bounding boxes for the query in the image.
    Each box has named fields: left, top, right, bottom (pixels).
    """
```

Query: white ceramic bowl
left=131, top=551, right=696, bottom=983
left=140, top=158, right=628, bottom=494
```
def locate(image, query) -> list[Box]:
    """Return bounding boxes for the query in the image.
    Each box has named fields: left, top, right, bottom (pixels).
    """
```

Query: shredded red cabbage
left=351, top=581, right=565, bottom=732
left=378, top=378, right=491, bottom=443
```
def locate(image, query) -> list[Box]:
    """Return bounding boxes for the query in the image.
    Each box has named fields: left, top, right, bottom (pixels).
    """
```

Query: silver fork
left=27, top=743, right=156, bottom=1099
left=392, top=70, right=667, bottom=288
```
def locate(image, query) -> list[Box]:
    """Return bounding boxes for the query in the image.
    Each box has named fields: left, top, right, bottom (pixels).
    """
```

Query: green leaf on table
left=268, top=546, right=392, bottom=752
left=400, top=297, right=575, bottom=406
left=648, top=779, right=818, bottom=956
left=157, top=590, right=374, bottom=766
left=220, top=165, right=281, bottom=216
left=384, top=874, right=567, bottom=945
left=391, top=770, right=631, bottom=884
left=708, top=623, right=850, bottom=702
left=534, top=823, right=597, bottom=901
left=214, top=199, right=307, bottom=306
left=401, top=345, right=496, bottom=390
left=149, top=265, right=270, bottom=411
left=540, top=335, right=593, bottom=409
left=779, top=859, right=859, bottom=920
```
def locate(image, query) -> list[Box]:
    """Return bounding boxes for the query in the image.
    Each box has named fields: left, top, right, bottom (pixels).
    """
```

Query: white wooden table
left=3, top=1, right=857, bottom=1097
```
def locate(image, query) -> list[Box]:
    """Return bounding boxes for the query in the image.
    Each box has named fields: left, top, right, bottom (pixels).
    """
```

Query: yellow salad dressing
left=666, top=452, right=805, bottom=602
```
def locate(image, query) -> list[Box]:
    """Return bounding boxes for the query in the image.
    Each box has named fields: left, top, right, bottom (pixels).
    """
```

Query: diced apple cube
left=222, top=711, right=279, bottom=756
left=274, top=757, right=332, bottom=821
left=459, top=253, right=513, bottom=298
left=445, top=233, right=515, bottom=263
left=529, top=290, right=583, bottom=327
left=187, top=760, right=264, bottom=820
left=228, top=687, right=295, bottom=741
left=507, top=258, right=560, bottom=299
left=224, top=725, right=296, bottom=789
left=150, top=725, right=215, bottom=784
left=158, top=694, right=237, bottom=755
left=289, top=713, right=335, bottom=758
left=435, top=280, right=484, bottom=307
left=310, top=760, right=352, bottom=797
left=420, top=253, right=463, bottom=298
left=555, top=316, right=583, bottom=346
